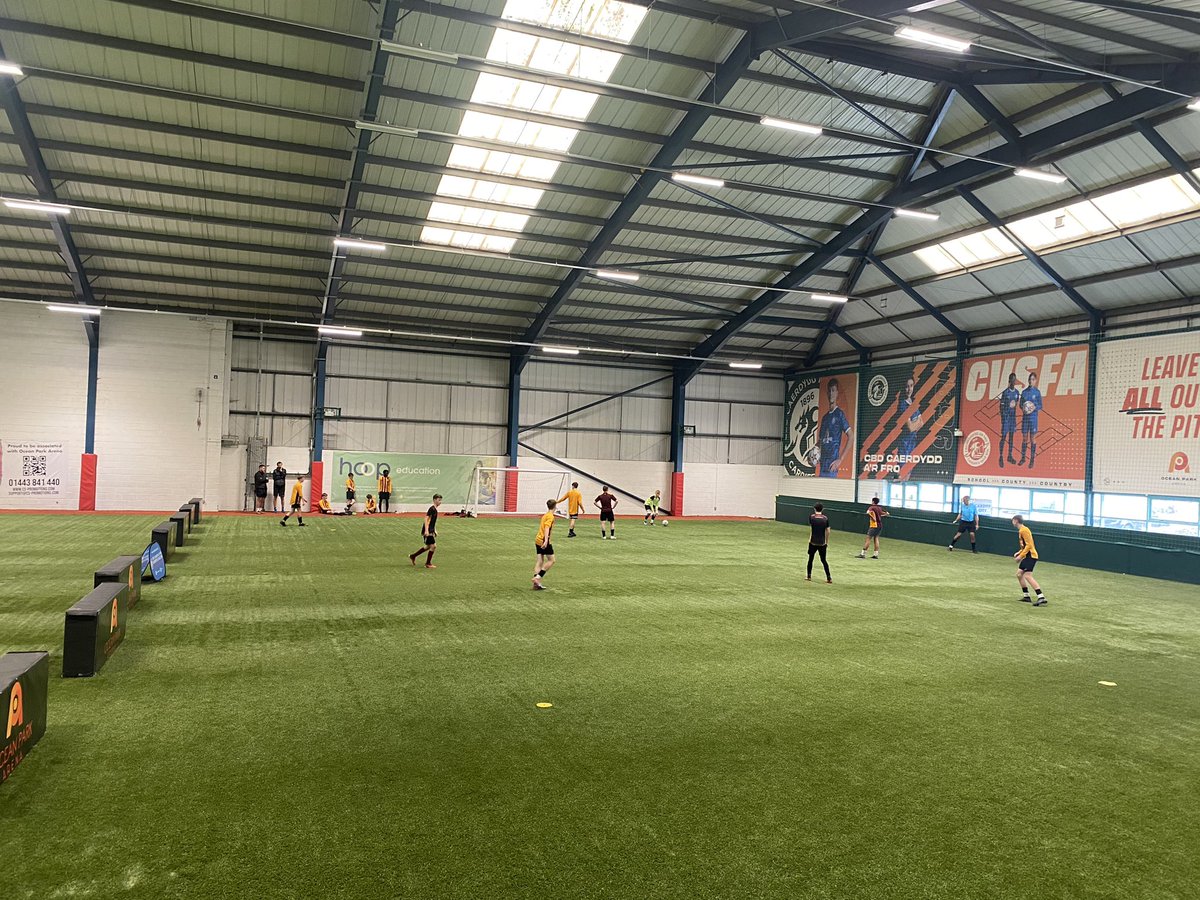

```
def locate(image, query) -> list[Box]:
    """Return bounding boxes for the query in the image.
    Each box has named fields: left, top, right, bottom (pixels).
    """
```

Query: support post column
left=310, top=340, right=328, bottom=513
left=79, top=318, right=100, bottom=511
left=505, top=354, right=522, bottom=512
left=669, top=365, right=687, bottom=517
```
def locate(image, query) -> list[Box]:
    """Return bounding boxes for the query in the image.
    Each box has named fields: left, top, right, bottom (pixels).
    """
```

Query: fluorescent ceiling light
left=729, top=362, right=762, bottom=370
left=318, top=326, right=363, bottom=337
left=333, top=238, right=387, bottom=252
left=542, top=346, right=580, bottom=355
left=379, top=41, right=460, bottom=65
left=896, top=26, right=971, bottom=53
left=4, top=199, right=71, bottom=215
left=47, top=304, right=101, bottom=315
left=356, top=120, right=418, bottom=137
left=671, top=172, right=725, bottom=188
left=760, top=116, right=822, bottom=136
left=0, top=62, right=22, bottom=77
left=810, top=293, right=849, bottom=303
left=1014, top=167, right=1067, bottom=184
left=894, top=207, right=939, bottom=221
left=1189, top=98, right=1200, bottom=111
left=594, top=269, right=639, bottom=282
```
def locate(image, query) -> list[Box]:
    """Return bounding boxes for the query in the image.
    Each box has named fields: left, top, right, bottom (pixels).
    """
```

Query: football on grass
left=662, top=519, right=669, bottom=527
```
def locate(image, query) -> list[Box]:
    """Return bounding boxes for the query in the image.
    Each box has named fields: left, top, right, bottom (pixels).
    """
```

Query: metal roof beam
left=1044, top=1, right=1200, bottom=39
left=112, top=0, right=376, bottom=49
left=866, top=254, right=964, bottom=338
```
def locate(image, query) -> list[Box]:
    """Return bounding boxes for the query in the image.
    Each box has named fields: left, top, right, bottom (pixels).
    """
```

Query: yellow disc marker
left=1098, top=681, right=1117, bottom=687
left=536, top=702, right=553, bottom=709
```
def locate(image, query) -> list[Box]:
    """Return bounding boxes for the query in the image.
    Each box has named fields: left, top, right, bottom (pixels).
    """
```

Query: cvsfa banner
left=956, top=346, right=1090, bottom=490
left=783, top=373, right=858, bottom=478
left=858, top=362, right=957, bottom=482
left=331, top=452, right=503, bottom=505
left=1, top=440, right=66, bottom=503
left=1093, top=334, right=1200, bottom=497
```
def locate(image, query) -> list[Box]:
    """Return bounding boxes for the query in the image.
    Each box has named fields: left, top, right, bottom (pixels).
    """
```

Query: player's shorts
left=346, top=489, right=356, bottom=501
left=600, top=510, right=615, bottom=523
left=957, top=521, right=977, bottom=533
left=1000, top=419, right=1016, bottom=435
left=644, top=504, right=655, bottom=512
left=1018, top=557, right=1037, bottom=572
left=423, top=534, right=436, bottom=546
left=379, top=491, right=390, bottom=500
left=1022, top=418, right=1038, bottom=434
left=255, top=488, right=268, bottom=498
left=867, top=527, right=881, bottom=537
left=536, top=542, right=554, bottom=556
left=291, top=501, right=302, bottom=511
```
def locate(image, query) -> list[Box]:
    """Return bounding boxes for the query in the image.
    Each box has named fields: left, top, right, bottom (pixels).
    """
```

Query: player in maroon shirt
left=857, top=497, right=890, bottom=559
left=594, top=485, right=618, bottom=540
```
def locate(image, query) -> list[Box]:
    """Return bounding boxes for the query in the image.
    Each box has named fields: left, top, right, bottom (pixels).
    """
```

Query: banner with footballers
left=857, top=362, right=957, bottom=482
left=956, top=346, right=1090, bottom=490
left=1093, top=334, right=1200, bottom=497
left=782, top=373, right=858, bottom=478
left=0, top=440, right=67, bottom=503
left=329, top=452, right=503, bottom=505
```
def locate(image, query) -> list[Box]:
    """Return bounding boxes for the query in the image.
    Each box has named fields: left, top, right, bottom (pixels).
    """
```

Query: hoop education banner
left=1093, top=334, right=1200, bottom=497
left=956, top=346, right=1090, bottom=490
left=858, top=362, right=957, bottom=482
left=330, top=452, right=503, bottom=505
left=782, top=373, right=858, bottom=478
left=0, top=440, right=67, bottom=503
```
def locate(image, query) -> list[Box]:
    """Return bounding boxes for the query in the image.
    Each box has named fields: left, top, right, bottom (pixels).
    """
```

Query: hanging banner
left=1093, top=334, right=1200, bottom=497
left=782, top=373, right=858, bottom=478
left=858, top=362, right=957, bottom=482
left=0, top=441, right=67, bottom=502
left=956, top=346, right=1090, bottom=490
left=329, top=452, right=503, bottom=505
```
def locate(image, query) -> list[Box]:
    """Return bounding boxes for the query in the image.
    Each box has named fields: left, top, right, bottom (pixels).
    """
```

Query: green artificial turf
left=1, top=513, right=1198, bottom=899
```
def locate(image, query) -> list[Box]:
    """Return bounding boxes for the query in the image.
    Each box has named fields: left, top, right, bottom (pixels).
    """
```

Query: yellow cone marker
left=536, top=702, right=553, bottom=708
left=1098, top=681, right=1117, bottom=687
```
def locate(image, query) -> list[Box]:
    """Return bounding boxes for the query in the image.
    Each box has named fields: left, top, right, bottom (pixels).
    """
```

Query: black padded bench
left=151, top=521, right=176, bottom=560
left=169, top=511, right=189, bottom=547
left=1, top=651, right=49, bottom=784
left=188, top=497, right=202, bottom=525
left=94, top=555, right=143, bottom=609
left=63, top=582, right=129, bottom=677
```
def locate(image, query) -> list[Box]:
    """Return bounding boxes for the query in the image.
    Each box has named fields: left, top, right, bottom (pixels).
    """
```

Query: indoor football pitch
left=1, top=513, right=1197, bottom=899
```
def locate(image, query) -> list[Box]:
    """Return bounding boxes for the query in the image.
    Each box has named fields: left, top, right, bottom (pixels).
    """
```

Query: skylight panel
left=914, top=245, right=961, bottom=274
left=1007, top=201, right=1111, bottom=250
left=438, top=175, right=545, bottom=209
left=941, top=229, right=1019, bottom=268
left=1092, top=174, right=1200, bottom=228
left=458, top=111, right=579, bottom=152
left=472, top=73, right=599, bottom=121
left=501, top=0, right=647, bottom=44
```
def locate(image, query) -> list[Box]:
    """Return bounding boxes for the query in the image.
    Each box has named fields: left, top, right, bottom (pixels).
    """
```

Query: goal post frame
left=467, top=466, right=571, bottom=516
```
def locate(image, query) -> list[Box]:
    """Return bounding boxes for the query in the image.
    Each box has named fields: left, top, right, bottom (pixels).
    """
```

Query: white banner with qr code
left=1, top=441, right=67, bottom=501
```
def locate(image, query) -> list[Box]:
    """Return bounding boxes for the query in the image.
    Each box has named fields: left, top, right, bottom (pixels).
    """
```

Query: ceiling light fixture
left=729, top=362, right=763, bottom=370
left=333, top=238, right=388, bottom=252
left=0, top=62, right=23, bottom=77
left=1189, top=98, right=1200, bottom=111
left=593, top=269, right=640, bottom=282
left=760, top=116, right=823, bottom=136
left=894, top=207, right=939, bottom=221
left=1014, top=167, right=1068, bottom=184
left=47, top=304, right=101, bottom=315
left=4, top=199, right=72, bottom=215
left=671, top=172, right=725, bottom=188
left=318, top=326, right=363, bottom=337
left=379, top=41, right=460, bottom=65
left=810, top=293, right=849, bottom=303
left=896, top=26, right=972, bottom=53
left=542, top=346, right=580, bottom=356
left=355, top=120, right=419, bottom=138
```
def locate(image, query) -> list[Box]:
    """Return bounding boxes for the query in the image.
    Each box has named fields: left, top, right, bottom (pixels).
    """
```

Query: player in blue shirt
left=818, top=378, right=852, bottom=478
left=1018, top=372, right=1044, bottom=469
left=997, top=372, right=1022, bottom=468
left=948, top=494, right=980, bottom=553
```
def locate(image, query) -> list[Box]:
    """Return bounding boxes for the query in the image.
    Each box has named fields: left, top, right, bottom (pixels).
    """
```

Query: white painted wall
left=0, top=303, right=89, bottom=508
left=94, top=312, right=230, bottom=510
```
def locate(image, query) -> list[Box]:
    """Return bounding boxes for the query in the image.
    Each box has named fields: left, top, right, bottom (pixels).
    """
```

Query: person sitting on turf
left=318, top=493, right=332, bottom=514
left=364, top=494, right=378, bottom=515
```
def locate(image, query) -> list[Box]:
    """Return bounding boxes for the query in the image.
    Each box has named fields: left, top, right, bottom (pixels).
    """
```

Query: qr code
left=22, top=455, right=47, bottom=476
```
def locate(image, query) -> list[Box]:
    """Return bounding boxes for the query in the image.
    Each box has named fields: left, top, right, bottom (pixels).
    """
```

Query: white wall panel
left=621, top=395, right=670, bottom=432
left=521, top=390, right=568, bottom=428
left=232, top=337, right=312, bottom=373
left=331, top=345, right=508, bottom=384
left=273, top=374, right=311, bottom=415
left=690, top=373, right=780, bottom=403
left=569, top=397, right=622, bottom=432
left=0, top=302, right=89, bottom=508
left=447, top=425, right=505, bottom=456
left=730, top=403, right=781, bottom=437
left=326, top=376, right=387, bottom=419
left=727, top=438, right=780, bottom=466
left=388, top=382, right=450, bottom=420
left=451, top=385, right=507, bottom=425
left=95, top=312, right=229, bottom=510
left=686, top=400, right=728, bottom=434
left=567, top=430, right=620, bottom=460
left=525, top=360, right=669, bottom=394
left=386, top=423, right=449, bottom=453
left=326, top=420, right=387, bottom=452
left=270, top=417, right=311, bottom=449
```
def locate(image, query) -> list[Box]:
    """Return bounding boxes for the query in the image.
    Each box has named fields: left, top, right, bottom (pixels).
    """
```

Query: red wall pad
left=309, top=460, right=324, bottom=513
left=504, top=467, right=519, bottom=513
left=670, top=471, right=684, bottom=517
left=78, top=453, right=97, bottom=511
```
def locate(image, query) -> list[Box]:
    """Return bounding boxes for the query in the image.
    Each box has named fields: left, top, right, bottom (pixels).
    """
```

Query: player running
left=557, top=481, right=584, bottom=538
left=997, top=372, right=1022, bottom=469
left=533, top=499, right=557, bottom=590
left=1019, top=372, right=1043, bottom=469
left=857, top=496, right=889, bottom=559
left=595, top=485, right=618, bottom=540
left=280, top=474, right=306, bottom=527
left=819, top=378, right=852, bottom=478
left=644, top=490, right=661, bottom=525
left=409, top=493, right=442, bottom=569
left=806, top=503, right=832, bottom=583
left=1012, top=515, right=1047, bottom=606
left=948, top=494, right=980, bottom=552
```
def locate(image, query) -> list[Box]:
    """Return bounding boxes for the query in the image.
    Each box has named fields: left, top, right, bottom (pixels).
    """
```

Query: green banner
left=330, top=452, right=502, bottom=505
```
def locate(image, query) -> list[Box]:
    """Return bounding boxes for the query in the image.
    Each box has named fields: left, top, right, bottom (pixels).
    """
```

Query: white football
left=662, top=519, right=669, bottom=527
left=1023, top=400, right=1035, bottom=414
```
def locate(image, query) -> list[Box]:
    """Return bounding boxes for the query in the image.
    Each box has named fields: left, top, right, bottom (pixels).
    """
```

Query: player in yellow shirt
left=377, top=469, right=392, bottom=513
left=1011, top=515, right=1046, bottom=606
left=533, top=498, right=558, bottom=590
left=280, top=474, right=307, bottom=527
left=364, top=494, right=378, bottom=515
left=557, top=481, right=584, bottom=538
left=318, top=493, right=332, bottom=514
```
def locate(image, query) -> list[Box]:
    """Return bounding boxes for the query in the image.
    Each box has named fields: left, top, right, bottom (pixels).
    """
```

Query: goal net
left=467, top=466, right=571, bottom=516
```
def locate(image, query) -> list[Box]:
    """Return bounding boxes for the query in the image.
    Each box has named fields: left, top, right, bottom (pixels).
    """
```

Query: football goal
left=467, top=466, right=572, bottom=516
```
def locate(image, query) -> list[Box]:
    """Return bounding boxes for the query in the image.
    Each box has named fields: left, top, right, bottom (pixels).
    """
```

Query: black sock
left=1036, top=589, right=1044, bottom=596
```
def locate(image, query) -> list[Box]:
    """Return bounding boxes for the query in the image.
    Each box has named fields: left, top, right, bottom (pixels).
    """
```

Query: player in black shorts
left=272, top=461, right=287, bottom=513
left=409, top=493, right=442, bottom=569
left=594, top=485, right=618, bottom=540
left=807, top=503, right=832, bottom=584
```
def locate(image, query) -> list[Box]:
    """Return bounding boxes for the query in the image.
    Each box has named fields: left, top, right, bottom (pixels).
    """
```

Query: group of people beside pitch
left=806, top=494, right=1047, bottom=604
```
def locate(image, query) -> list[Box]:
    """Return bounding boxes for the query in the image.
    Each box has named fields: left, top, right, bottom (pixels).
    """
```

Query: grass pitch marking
left=536, top=702, right=553, bottom=708
left=1098, top=681, right=1117, bottom=687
